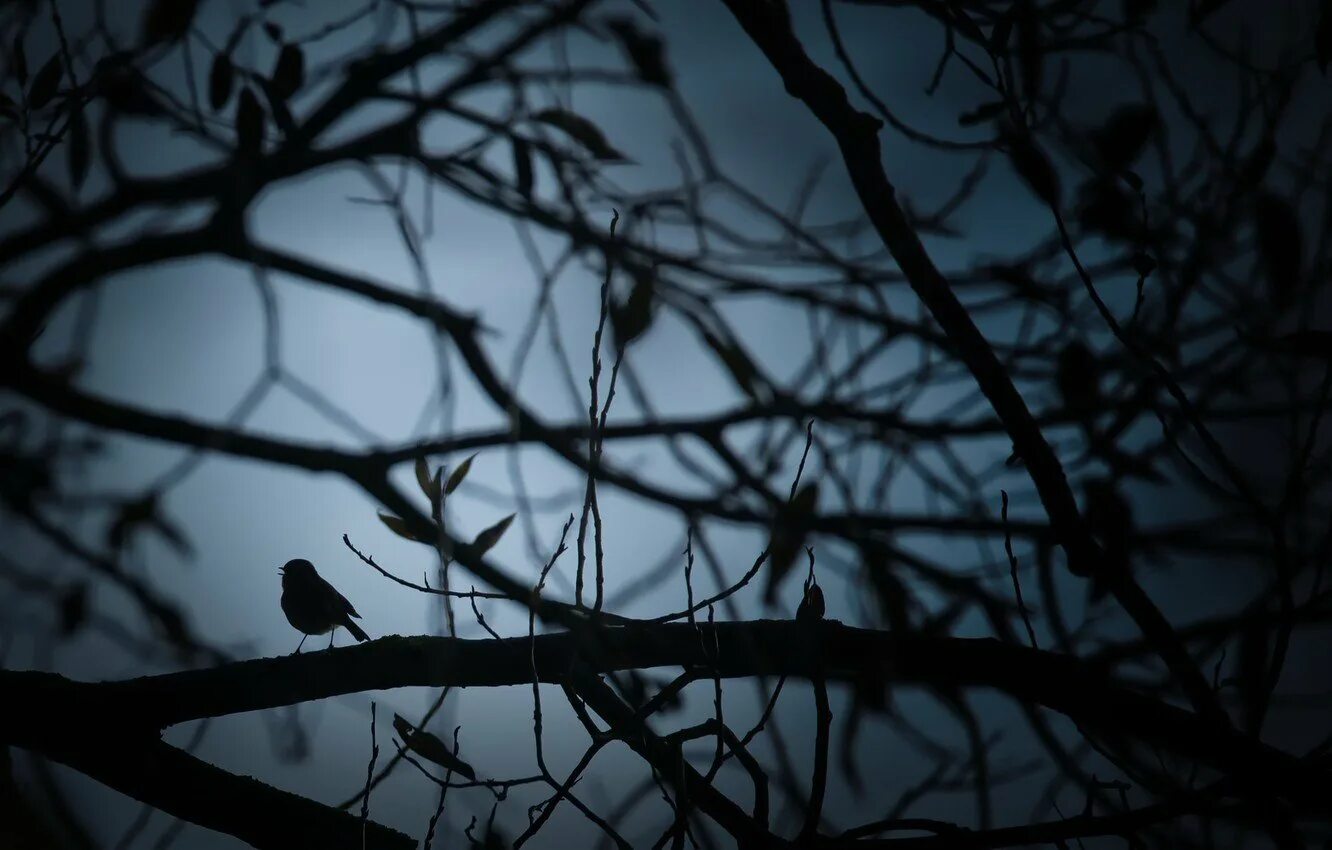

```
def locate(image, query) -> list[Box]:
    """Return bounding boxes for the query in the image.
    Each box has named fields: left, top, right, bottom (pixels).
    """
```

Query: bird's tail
left=343, top=618, right=370, bottom=642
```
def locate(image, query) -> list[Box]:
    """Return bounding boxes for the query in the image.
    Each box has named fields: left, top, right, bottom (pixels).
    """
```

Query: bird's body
left=280, top=558, right=368, bottom=652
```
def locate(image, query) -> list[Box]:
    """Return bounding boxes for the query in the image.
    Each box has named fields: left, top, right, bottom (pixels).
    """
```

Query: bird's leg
left=294, top=634, right=308, bottom=655
left=328, top=629, right=337, bottom=650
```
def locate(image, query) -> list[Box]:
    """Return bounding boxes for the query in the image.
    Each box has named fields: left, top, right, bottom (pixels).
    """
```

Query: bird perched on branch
left=279, top=558, right=369, bottom=653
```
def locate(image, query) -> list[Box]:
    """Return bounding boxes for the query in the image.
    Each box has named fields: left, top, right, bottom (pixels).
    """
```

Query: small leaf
left=532, top=108, right=629, bottom=162
left=0, top=92, right=17, bottom=123
left=11, top=36, right=27, bottom=86
left=1056, top=339, right=1100, bottom=419
left=142, top=0, right=201, bottom=44
left=257, top=82, right=297, bottom=139
left=471, top=513, right=515, bottom=556
left=1130, top=251, right=1156, bottom=279
left=789, top=481, right=819, bottom=515
left=379, top=512, right=429, bottom=542
left=393, top=714, right=477, bottom=780
left=59, top=583, right=88, bottom=636
left=796, top=582, right=825, bottom=623
left=68, top=105, right=90, bottom=190
left=1077, top=179, right=1140, bottom=242
left=1003, top=124, right=1061, bottom=208
left=270, top=43, right=304, bottom=100
left=1238, top=137, right=1276, bottom=189
left=94, top=58, right=161, bottom=116
left=865, top=548, right=912, bottom=632
left=389, top=711, right=413, bottom=739
left=1091, top=104, right=1158, bottom=174
left=414, top=456, right=433, bottom=500
left=610, top=269, right=655, bottom=348
left=1083, top=478, right=1134, bottom=600
left=604, top=16, right=671, bottom=87
left=1253, top=192, right=1302, bottom=309
left=990, top=11, right=1014, bottom=52
left=236, top=87, right=264, bottom=156
left=512, top=137, right=534, bottom=199
left=763, top=482, right=819, bottom=606
left=957, top=101, right=1007, bottom=127
left=1015, top=0, right=1042, bottom=99
left=445, top=453, right=477, bottom=496
left=209, top=52, right=234, bottom=111
left=28, top=54, right=63, bottom=110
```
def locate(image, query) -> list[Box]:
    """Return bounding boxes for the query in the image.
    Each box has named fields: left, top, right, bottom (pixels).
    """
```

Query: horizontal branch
left=5, top=621, right=1328, bottom=813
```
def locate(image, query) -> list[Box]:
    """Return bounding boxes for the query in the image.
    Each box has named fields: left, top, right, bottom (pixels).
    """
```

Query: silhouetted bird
left=279, top=558, right=368, bottom=653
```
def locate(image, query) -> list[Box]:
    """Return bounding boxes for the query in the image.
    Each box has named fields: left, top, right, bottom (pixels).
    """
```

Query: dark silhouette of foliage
left=2, top=1, right=1331, bottom=848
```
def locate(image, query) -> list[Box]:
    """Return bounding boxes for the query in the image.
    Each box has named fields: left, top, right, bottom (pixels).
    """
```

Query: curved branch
left=716, top=0, right=1222, bottom=727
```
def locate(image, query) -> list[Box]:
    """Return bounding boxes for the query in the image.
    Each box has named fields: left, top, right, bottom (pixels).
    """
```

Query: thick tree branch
left=5, top=623, right=1328, bottom=813
left=716, top=0, right=1223, bottom=728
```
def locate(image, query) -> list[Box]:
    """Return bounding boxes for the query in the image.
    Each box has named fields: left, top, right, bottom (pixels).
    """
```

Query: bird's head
left=280, top=558, right=317, bottom=584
